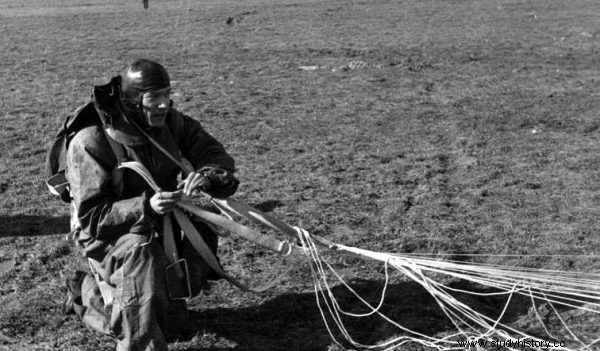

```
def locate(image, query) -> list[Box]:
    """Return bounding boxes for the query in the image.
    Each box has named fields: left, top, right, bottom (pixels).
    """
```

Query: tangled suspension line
left=294, top=227, right=600, bottom=351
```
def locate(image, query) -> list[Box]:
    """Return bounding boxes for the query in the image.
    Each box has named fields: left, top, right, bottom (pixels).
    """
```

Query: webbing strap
left=103, top=127, right=128, bottom=196
left=172, top=209, right=224, bottom=278
left=116, top=162, right=294, bottom=256
left=110, top=115, right=299, bottom=291
left=104, top=127, right=126, bottom=164
left=211, top=198, right=300, bottom=242
left=124, top=116, right=194, bottom=175
left=117, top=162, right=182, bottom=280
left=162, top=214, right=179, bottom=263
left=119, top=160, right=293, bottom=292
left=173, top=207, right=286, bottom=292
left=178, top=201, right=293, bottom=255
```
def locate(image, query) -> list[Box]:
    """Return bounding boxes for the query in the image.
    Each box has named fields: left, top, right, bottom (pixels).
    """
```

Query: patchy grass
left=2, top=0, right=600, bottom=349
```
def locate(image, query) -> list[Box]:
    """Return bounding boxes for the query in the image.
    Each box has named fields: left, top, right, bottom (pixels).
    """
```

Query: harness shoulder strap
left=102, top=127, right=127, bottom=196
left=125, top=112, right=193, bottom=174
left=103, top=127, right=126, bottom=164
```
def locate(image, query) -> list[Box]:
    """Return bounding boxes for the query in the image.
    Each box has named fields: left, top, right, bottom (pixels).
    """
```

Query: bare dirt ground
left=2, top=0, right=600, bottom=349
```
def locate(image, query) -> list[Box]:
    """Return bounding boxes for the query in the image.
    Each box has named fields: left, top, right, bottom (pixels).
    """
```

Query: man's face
left=141, top=87, right=171, bottom=128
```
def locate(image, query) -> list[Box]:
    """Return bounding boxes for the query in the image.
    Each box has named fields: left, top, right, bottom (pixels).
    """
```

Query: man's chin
left=146, top=115, right=167, bottom=128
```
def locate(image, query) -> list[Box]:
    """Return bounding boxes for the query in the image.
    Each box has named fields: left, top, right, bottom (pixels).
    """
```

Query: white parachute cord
left=542, top=291, right=590, bottom=350
left=390, top=257, right=579, bottom=350
left=403, top=260, right=479, bottom=340
left=409, top=266, right=600, bottom=311
left=405, top=257, right=599, bottom=291
left=529, top=287, right=560, bottom=341
left=393, top=257, right=511, bottom=340
left=383, top=259, right=581, bottom=349
left=297, top=227, right=422, bottom=349
left=321, top=256, right=461, bottom=349
left=413, top=267, right=524, bottom=347
left=320, top=258, right=391, bottom=317
left=296, top=226, right=347, bottom=348
left=298, top=228, right=545, bottom=350
left=293, top=226, right=595, bottom=350
left=394, top=257, right=600, bottom=309
left=427, top=270, right=600, bottom=313
left=296, top=227, right=462, bottom=350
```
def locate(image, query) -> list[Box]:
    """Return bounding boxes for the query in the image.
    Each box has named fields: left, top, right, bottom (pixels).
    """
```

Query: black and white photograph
left=1, top=0, right=600, bottom=350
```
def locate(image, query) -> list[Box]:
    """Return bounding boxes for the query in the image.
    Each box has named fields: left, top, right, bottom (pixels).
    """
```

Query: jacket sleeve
left=176, top=112, right=236, bottom=172
left=66, top=126, right=157, bottom=241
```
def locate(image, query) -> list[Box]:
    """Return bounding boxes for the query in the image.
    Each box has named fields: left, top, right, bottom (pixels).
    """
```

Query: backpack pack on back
left=45, top=103, right=104, bottom=202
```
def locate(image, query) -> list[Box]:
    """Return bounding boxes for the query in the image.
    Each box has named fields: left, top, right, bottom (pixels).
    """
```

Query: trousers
left=73, top=227, right=217, bottom=351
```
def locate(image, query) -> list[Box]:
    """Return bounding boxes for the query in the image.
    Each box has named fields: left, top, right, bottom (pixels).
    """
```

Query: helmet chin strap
left=136, top=93, right=151, bottom=130
left=124, top=93, right=154, bottom=131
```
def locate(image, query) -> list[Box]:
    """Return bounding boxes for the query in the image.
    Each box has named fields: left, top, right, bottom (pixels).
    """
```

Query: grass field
left=2, top=0, right=600, bottom=349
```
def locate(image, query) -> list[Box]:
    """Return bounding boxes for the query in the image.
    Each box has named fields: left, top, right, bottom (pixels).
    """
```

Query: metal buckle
left=165, top=258, right=192, bottom=300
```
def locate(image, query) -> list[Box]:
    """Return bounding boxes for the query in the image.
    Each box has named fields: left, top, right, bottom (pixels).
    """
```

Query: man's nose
left=158, top=98, right=169, bottom=108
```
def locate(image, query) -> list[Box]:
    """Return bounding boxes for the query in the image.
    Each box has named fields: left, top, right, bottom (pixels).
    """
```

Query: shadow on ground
left=249, top=200, right=284, bottom=213
left=0, top=215, right=70, bottom=237
left=187, top=279, right=536, bottom=350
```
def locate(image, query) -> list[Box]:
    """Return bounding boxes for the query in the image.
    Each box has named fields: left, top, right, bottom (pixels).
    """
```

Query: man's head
left=120, top=59, right=171, bottom=128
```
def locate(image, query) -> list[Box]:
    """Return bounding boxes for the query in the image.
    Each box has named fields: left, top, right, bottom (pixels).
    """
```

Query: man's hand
left=179, top=171, right=211, bottom=196
left=179, top=167, right=240, bottom=198
left=149, top=190, right=183, bottom=215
